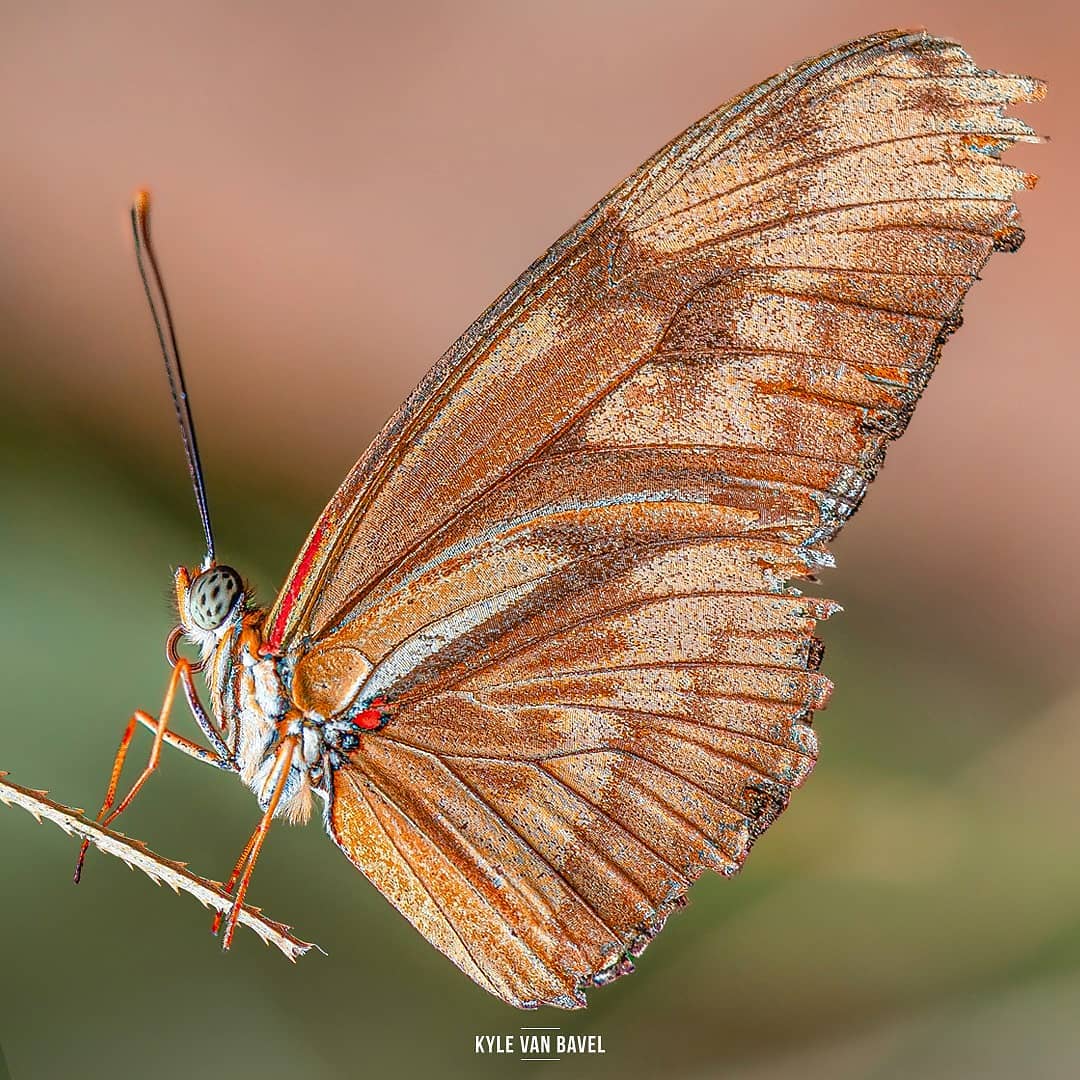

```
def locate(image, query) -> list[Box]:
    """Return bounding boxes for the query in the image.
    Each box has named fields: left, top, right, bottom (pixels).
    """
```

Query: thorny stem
left=0, top=772, right=318, bottom=962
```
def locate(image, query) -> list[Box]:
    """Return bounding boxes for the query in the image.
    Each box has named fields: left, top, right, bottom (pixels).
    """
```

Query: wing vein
left=343, top=770, right=503, bottom=997
left=628, top=130, right=1018, bottom=235
left=418, top=748, right=624, bottom=941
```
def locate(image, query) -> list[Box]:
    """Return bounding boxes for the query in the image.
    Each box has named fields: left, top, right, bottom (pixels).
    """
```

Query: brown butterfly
left=76, top=29, right=1042, bottom=1008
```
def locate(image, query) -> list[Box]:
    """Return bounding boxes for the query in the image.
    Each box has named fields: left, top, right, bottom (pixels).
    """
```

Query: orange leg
left=133, top=713, right=228, bottom=768
left=74, top=659, right=229, bottom=883
left=210, top=717, right=296, bottom=934
left=73, top=714, right=140, bottom=882
left=219, top=735, right=298, bottom=950
left=209, top=820, right=261, bottom=934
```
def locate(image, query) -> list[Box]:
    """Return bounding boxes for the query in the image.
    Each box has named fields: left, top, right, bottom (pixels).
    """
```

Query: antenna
left=132, top=191, right=216, bottom=565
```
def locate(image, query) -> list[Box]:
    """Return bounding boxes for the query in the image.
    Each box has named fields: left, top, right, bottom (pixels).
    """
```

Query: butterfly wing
left=266, top=28, right=1040, bottom=654
left=282, top=29, right=1041, bottom=1007
left=326, top=537, right=831, bottom=1007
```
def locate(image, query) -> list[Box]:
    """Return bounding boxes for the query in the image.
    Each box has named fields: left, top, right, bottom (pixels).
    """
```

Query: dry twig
left=0, top=771, right=318, bottom=961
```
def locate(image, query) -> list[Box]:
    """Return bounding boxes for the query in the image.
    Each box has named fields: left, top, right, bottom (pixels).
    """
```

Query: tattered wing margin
left=0, top=772, right=317, bottom=962
left=564, top=593, right=834, bottom=1009
left=802, top=43, right=1046, bottom=554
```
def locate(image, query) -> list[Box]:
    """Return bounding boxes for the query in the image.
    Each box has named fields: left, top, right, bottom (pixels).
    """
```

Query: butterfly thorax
left=175, top=564, right=389, bottom=826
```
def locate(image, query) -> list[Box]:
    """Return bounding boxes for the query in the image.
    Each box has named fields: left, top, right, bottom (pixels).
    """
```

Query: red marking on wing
left=263, top=523, right=327, bottom=654
left=353, top=698, right=387, bottom=730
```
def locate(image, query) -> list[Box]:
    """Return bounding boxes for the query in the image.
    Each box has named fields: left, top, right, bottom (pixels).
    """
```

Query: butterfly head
left=175, top=563, right=247, bottom=652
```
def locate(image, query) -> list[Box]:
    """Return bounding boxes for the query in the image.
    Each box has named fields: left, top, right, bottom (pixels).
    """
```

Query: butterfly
left=75, top=29, right=1042, bottom=1008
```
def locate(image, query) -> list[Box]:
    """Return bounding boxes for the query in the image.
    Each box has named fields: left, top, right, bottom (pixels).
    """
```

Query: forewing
left=312, top=29, right=1041, bottom=1007
left=266, top=28, right=1041, bottom=652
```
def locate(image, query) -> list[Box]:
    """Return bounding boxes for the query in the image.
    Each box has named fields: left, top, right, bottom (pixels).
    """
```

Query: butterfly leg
left=133, top=714, right=230, bottom=768
left=176, top=660, right=234, bottom=765
left=73, top=658, right=228, bottom=883
left=209, top=822, right=260, bottom=935
left=218, top=734, right=298, bottom=950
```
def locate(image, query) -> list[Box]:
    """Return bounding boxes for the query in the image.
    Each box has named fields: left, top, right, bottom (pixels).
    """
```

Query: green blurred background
left=2, top=3, right=1077, bottom=1078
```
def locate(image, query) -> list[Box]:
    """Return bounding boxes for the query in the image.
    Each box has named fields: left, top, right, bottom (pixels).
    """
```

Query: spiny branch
left=0, top=772, right=319, bottom=961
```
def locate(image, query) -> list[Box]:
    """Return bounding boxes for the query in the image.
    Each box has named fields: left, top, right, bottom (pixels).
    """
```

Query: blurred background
left=1, top=2, right=1076, bottom=1077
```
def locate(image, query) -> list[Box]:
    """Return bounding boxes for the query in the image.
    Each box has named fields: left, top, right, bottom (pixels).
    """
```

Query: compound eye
left=188, top=565, right=243, bottom=630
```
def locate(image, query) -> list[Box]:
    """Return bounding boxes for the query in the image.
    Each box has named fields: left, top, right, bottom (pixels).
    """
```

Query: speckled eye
left=188, top=565, right=243, bottom=630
